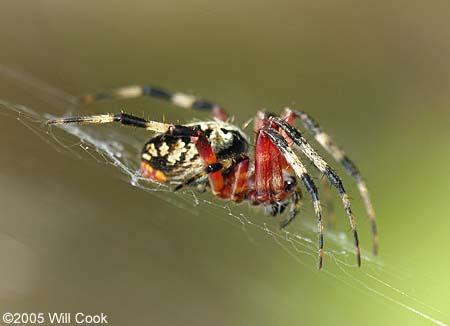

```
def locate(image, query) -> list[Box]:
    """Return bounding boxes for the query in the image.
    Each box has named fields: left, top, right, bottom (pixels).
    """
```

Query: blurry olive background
left=1, top=1, right=449, bottom=325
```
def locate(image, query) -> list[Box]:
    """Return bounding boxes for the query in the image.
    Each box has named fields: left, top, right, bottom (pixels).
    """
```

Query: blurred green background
left=0, top=0, right=449, bottom=325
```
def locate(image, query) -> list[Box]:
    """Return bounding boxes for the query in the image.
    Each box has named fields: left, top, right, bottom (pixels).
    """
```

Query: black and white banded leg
left=80, top=85, right=229, bottom=122
left=47, top=112, right=171, bottom=132
left=262, top=128, right=325, bottom=269
left=269, top=117, right=361, bottom=266
left=47, top=112, right=202, bottom=139
left=283, top=109, right=378, bottom=254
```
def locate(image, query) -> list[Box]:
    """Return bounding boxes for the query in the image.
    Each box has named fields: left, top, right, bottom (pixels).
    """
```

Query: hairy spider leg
left=46, top=112, right=222, bottom=141
left=48, top=112, right=173, bottom=133
left=80, top=84, right=229, bottom=122
left=174, top=153, right=250, bottom=201
left=261, top=128, right=325, bottom=269
left=282, top=108, right=378, bottom=255
left=279, top=186, right=302, bottom=230
left=268, top=117, right=361, bottom=266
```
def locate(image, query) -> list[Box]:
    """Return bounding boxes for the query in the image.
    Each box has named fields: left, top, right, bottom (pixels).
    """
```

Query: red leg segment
left=252, top=130, right=287, bottom=204
left=230, top=159, right=250, bottom=201
left=191, top=132, right=224, bottom=195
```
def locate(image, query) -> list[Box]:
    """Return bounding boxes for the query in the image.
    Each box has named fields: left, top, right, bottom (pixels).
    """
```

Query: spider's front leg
left=282, top=108, right=378, bottom=254
left=269, top=117, right=362, bottom=266
left=255, top=126, right=326, bottom=269
left=251, top=128, right=325, bottom=269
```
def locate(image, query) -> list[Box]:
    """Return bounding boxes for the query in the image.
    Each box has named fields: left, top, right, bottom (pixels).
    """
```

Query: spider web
left=0, top=65, right=447, bottom=326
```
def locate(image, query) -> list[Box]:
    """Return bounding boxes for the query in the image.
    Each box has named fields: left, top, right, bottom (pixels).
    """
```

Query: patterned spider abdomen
left=140, top=134, right=200, bottom=182
left=140, top=121, right=249, bottom=183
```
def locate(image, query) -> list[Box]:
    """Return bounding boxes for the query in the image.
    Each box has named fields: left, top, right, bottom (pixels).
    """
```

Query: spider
left=48, top=84, right=378, bottom=269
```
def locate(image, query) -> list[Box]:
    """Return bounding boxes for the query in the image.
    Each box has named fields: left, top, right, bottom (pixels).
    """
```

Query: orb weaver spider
left=48, top=84, right=378, bottom=269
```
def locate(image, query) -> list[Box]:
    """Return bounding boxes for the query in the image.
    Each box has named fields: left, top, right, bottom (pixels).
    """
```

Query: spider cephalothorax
left=48, top=84, right=378, bottom=269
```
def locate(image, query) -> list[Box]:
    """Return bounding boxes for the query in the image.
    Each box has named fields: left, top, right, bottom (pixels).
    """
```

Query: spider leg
left=261, top=128, right=325, bottom=269
left=228, top=155, right=250, bottom=201
left=173, top=153, right=249, bottom=195
left=48, top=112, right=204, bottom=137
left=279, top=186, right=302, bottom=229
left=47, top=112, right=173, bottom=133
left=80, top=85, right=229, bottom=121
left=194, top=153, right=250, bottom=201
left=254, top=111, right=268, bottom=132
left=281, top=109, right=378, bottom=254
left=269, top=117, right=362, bottom=266
left=251, top=126, right=288, bottom=203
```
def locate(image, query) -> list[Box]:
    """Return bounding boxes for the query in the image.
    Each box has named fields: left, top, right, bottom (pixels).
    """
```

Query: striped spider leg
left=281, top=108, right=378, bottom=255
left=79, top=84, right=229, bottom=122
left=259, top=127, right=325, bottom=269
left=268, top=116, right=363, bottom=266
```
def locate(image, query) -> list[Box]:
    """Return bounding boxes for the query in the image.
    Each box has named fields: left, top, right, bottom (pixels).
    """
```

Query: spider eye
left=284, top=178, right=297, bottom=192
